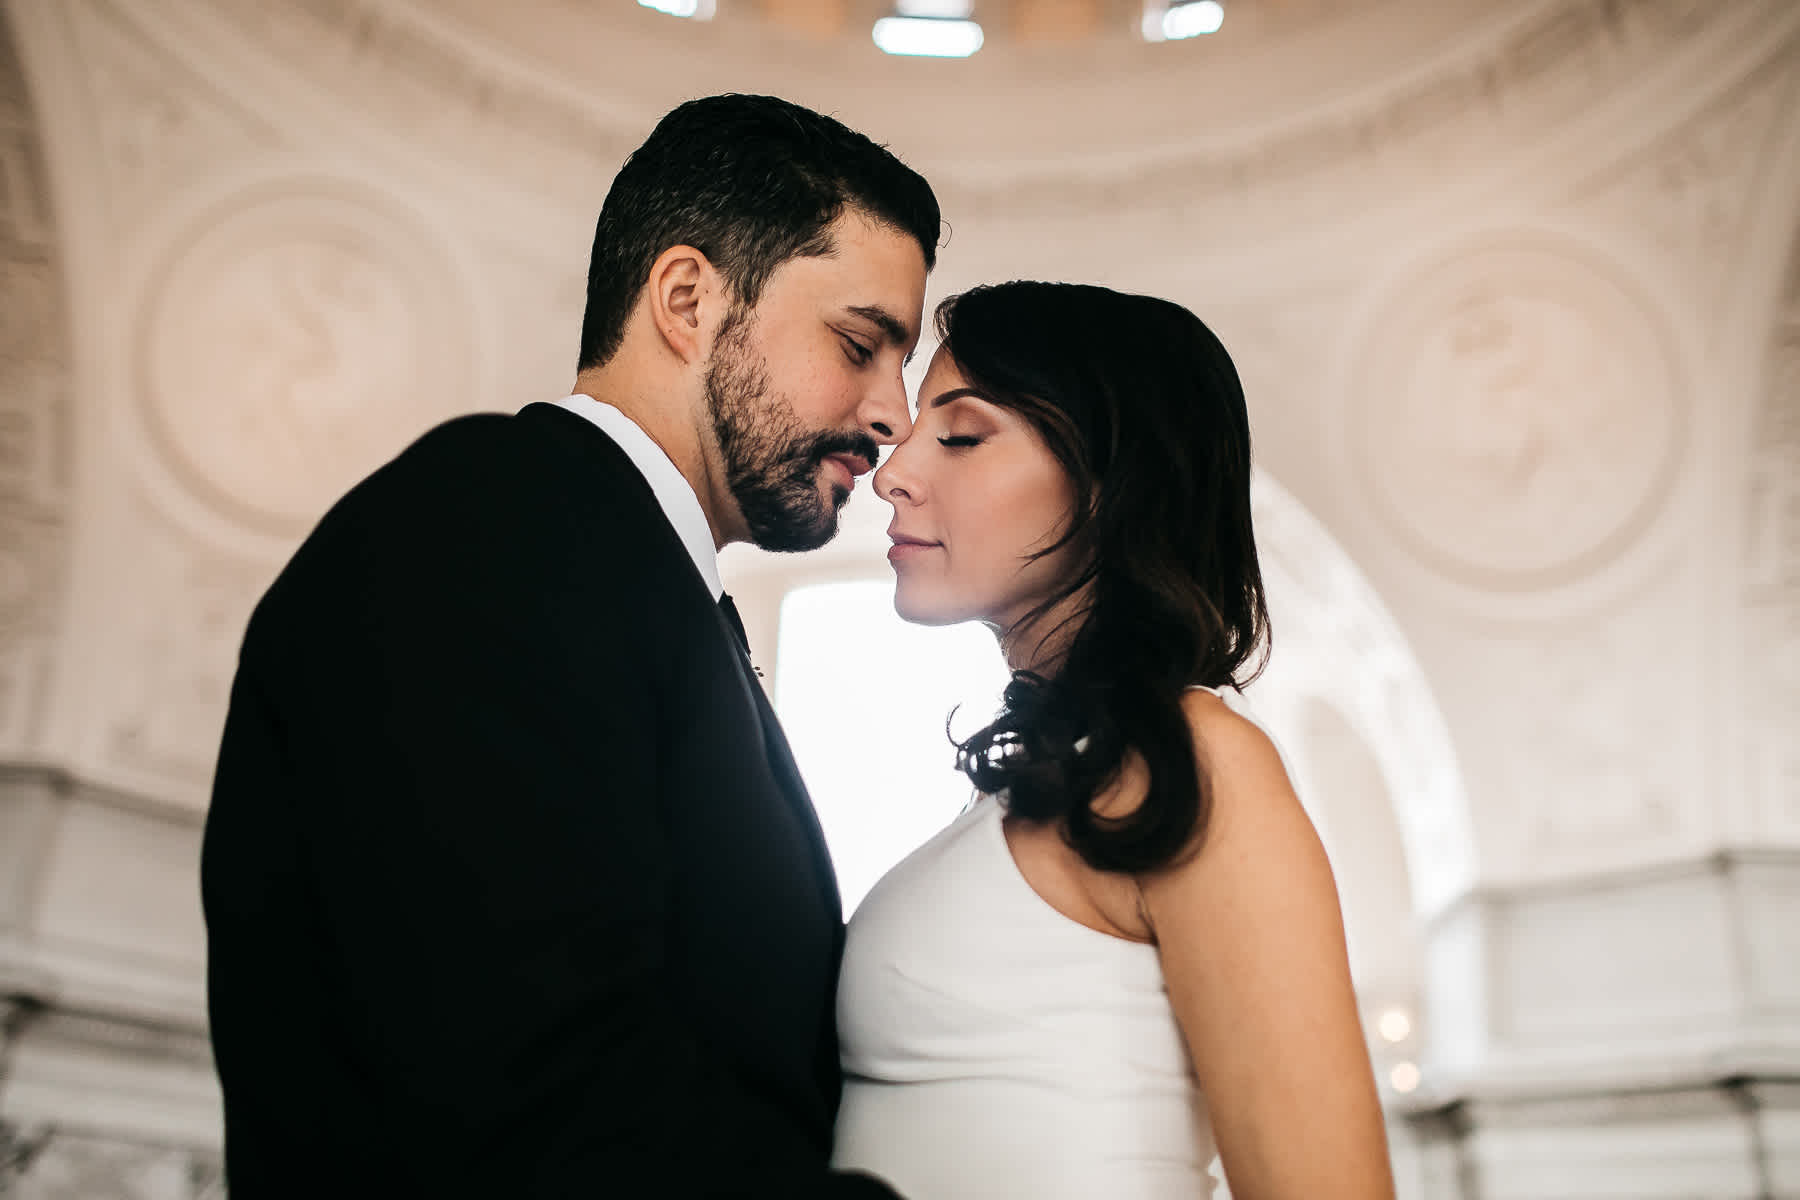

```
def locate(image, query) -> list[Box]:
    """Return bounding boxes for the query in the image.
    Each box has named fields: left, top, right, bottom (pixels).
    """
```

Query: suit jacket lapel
left=722, top=637, right=844, bottom=922
left=533, top=402, right=843, bottom=924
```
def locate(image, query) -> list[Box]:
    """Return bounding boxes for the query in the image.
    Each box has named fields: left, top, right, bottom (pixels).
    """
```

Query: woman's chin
left=892, top=589, right=976, bottom=629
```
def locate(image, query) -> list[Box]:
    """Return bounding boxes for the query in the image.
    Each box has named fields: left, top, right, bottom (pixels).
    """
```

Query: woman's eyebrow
left=926, top=387, right=988, bottom=409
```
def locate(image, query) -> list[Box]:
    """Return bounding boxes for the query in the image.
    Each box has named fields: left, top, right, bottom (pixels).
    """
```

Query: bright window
left=775, top=580, right=1012, bottom=914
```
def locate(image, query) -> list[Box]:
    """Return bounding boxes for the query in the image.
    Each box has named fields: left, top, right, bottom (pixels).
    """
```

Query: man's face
left=705, top=212, right=927, bottom=552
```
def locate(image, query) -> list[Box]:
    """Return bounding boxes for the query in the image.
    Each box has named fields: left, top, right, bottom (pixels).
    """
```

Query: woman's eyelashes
left=937, top=434, right=983, bottom=449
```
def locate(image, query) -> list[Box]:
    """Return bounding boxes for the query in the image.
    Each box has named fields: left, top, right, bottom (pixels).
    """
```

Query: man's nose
left=862, top=372, right=914, bottom=444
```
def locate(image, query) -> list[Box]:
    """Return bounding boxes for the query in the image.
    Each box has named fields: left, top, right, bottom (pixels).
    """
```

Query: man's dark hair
left=577, top=94, right=941, bottom=370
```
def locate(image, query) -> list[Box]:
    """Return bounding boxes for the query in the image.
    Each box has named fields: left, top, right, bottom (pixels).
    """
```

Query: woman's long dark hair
left=942, top=281, right=1269, bottom=875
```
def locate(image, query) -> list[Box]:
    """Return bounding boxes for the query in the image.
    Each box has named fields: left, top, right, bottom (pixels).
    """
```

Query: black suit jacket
left=202, top=402, right=898, bottom=1197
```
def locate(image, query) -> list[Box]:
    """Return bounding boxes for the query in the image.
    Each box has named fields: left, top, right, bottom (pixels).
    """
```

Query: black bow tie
left=718, top=592, right=751, bottom=657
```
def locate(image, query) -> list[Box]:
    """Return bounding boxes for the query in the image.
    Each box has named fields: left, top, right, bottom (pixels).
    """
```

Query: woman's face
left=875, top=348, right=1083, bottom=632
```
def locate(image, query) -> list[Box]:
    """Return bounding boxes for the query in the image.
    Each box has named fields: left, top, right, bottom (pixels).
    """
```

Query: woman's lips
left=887, top=533, right=939, bottom=563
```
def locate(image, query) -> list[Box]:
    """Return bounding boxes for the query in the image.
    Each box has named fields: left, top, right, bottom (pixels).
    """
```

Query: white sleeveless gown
left=832, top=687, right=1277, bottom=1197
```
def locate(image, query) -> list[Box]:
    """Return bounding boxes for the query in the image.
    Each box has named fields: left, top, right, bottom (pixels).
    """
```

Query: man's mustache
left=802, top=432, right=880, bottom=476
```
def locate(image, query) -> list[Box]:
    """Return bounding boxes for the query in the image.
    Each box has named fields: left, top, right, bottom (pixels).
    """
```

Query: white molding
left=0, top=1009, right=220, bottom=1152
left=1417, top=849, right=1800, bottom=1095
left=1396, top=1074, right=1798, bottom=1200
left=0, top=766, right=206, bottom=1031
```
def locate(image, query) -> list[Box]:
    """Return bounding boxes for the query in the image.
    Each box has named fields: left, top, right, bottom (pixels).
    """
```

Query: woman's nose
left=874, top=445, right=917, bottom=505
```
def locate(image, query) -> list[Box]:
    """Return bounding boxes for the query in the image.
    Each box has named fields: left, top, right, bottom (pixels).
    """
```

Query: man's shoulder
left=402, top=403, right=627, bottom=471
left=281, top=404, right=680, bottom=583
left=355, top=404, right=652, bottom=515
left=249, top=405, right=708, bottom=653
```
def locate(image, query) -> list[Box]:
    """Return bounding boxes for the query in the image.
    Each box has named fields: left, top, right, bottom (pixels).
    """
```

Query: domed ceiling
left=408, top=0, right=1507, bottom=170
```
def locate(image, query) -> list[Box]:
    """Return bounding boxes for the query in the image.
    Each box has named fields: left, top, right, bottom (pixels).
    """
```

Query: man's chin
left=750, top=508, right=840, bottom=554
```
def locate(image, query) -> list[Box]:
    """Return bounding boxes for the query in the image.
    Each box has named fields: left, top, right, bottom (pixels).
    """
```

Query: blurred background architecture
left=0, top=0, right=1796, bottom=1195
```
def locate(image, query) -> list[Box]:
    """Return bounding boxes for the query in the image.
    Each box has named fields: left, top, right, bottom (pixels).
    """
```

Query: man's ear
left=645, top=244, right=722, bottom=365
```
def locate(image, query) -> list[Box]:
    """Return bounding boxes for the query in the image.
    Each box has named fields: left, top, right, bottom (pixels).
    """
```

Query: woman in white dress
left=832, top=281, right=1394, bottom=1199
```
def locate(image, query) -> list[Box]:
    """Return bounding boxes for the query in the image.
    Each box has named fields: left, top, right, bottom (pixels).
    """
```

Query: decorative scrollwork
left=0, top=1121, right=55, bottom=1191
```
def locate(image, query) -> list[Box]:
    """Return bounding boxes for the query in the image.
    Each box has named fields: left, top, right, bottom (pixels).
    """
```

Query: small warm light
left=1389, top=1061, right=1421, bottom=1093
left=638, top=0, right=714, bottom=18
left=872, top=15, right=985, bottom=57
left=1377, top=1007, right=1412, bottom=1044
left=1143, top=0, right=1224, bottom=41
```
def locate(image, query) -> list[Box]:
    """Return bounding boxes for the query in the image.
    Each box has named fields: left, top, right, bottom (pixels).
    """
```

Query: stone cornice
left=1424, top=843, right=1800, bottom=926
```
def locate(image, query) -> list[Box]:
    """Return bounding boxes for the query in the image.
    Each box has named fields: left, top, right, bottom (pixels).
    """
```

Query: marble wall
left=0, top=0, right=1796, bottom=1194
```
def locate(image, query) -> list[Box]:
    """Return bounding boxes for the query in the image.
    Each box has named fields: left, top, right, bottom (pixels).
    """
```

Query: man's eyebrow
left=846, top=304, right=917, bottom=360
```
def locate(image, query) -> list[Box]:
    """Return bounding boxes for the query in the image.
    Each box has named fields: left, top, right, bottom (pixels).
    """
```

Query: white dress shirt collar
left=545, top=394, right=723, bottom=601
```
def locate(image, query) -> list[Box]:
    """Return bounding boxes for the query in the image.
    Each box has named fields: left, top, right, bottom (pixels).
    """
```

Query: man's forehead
left=827, top=218, right=927, bottom=314
left=778, top=233, right=922, bottom=298
left=765, top=224, right=926, bottom=347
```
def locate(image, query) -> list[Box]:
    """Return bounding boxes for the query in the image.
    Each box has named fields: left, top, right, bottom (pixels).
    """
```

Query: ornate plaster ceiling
left=404, top=0, right=1509, bottom=169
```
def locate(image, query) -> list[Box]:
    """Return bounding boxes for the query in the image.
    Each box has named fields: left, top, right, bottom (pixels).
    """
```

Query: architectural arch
left=1247, top=473, right=1476, bottom=918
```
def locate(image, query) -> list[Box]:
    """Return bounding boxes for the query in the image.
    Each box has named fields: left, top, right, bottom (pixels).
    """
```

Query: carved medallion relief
left=136, top=180, right=477, bottom=536
left=1349, top=235, right=1685, bottom=591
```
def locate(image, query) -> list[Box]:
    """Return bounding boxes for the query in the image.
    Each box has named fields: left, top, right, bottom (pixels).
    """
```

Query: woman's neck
left=998, top=588, right=1092, bottom=675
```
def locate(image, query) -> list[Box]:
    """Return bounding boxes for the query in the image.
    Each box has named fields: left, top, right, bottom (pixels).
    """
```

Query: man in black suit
left=201, top=94, right=938, bottom=1197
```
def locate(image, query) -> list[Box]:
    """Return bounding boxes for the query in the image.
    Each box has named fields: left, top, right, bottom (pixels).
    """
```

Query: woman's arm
left=1138, top=690, right=1395, bottom=1200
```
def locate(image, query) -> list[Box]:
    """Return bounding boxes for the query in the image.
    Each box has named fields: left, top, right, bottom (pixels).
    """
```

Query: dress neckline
left=980, top=796, right=1160, bottom=953
left=969, top=683, right=1237, bottom=950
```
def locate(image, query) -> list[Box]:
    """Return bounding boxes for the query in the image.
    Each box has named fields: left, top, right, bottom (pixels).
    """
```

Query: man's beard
left=706, top=313, right=879, bottom=553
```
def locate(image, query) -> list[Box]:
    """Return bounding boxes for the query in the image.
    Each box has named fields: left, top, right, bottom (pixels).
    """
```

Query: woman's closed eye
left=938, top=435, right=983, bottom=449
